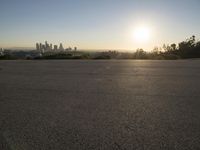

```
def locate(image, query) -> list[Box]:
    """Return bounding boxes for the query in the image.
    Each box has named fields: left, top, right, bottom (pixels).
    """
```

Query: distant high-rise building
left=59, top=43, right=64, bottom=51
left=36, top=43, right=40, bottom=50
left=45, top=41, right=48, bottom=50
left=42, top=45, right=46, bottom=51
left=0, top=48, right=4, bottom=56
left=39, top=43, right=42, bottom=51
left=54, top=45, right=58, bottom=51
left=50, top=44, right=53, bottom=50
left=74, top=47, right=77, bottom=51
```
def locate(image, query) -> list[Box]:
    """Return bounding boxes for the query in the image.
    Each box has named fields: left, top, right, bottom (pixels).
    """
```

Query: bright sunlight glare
left=133, top=26, right=151, bottom=43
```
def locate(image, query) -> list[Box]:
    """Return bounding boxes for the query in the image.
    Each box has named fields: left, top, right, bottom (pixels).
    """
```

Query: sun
left=133, top=26, right=151, bottom=42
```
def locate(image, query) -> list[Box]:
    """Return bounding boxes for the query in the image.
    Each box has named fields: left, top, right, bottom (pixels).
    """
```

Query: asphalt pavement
left=0, top=60, right=200, bottom=150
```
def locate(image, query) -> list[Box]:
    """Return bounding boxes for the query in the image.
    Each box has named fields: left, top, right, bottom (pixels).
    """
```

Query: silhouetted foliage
left=133, top=49, right=148, bottom=59
left=164, top=35, right=200, bottom=59
left=0, top=55, right=12, bottom=60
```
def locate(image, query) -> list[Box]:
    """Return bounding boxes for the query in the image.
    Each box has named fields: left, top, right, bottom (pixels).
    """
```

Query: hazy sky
left=0, top=0, right=200, bottom=50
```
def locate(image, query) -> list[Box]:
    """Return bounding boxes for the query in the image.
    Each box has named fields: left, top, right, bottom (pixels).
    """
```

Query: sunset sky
left=0, top=0, right=200, bottom=51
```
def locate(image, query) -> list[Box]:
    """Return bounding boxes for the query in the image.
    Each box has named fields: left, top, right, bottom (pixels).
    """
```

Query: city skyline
left=0, top=0, right=200, bottom=51
left=36, top=41, right=77, bottom=52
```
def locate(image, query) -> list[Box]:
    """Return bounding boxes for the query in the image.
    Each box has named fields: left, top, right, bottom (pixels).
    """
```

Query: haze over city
left=1, top=0, right=200, bottom=50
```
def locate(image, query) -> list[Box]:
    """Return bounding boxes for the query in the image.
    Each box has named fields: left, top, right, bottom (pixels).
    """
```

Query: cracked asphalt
left=0, top=60, right=200, bottom=150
